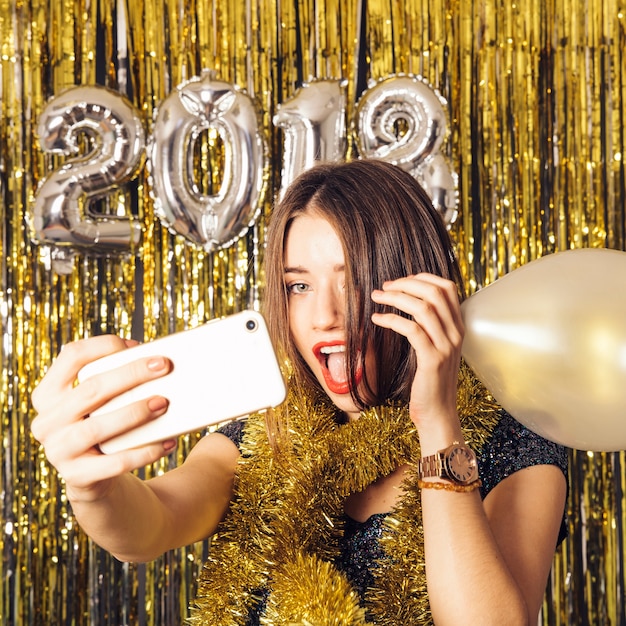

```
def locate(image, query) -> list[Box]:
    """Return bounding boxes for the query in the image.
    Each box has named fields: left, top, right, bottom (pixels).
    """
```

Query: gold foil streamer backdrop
left=1, top=0, right=625, bottom=624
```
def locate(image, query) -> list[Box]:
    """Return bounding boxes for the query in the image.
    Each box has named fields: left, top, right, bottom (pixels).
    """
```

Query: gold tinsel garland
left=190, top=363, right=500, bottom=625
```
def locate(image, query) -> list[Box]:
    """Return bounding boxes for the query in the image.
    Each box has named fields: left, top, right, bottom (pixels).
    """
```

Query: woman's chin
left=320, top=379, right=363, bottom=419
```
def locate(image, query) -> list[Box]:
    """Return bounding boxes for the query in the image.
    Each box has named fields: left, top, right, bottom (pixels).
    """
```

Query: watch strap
left=417, top=452, right=445, bottom=479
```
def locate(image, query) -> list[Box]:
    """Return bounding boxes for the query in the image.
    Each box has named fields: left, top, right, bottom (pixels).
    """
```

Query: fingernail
left=163, top=439, right=177, bottom=452
left=147, top=396, right=168, bottom=413
left=147, top=356, right=168, bottom=372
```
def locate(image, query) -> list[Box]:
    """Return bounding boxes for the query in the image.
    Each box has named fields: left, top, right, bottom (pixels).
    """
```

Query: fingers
left=33, top=335, right=133, bottom=404
left=66, top=396, right=169, bottom=459
left=57, top=439, right=177, bottom=497
left=30, top=335, right=178, bottom=501
left=370, top=273, right=464, bottom=352
left=71, top=355, right=171, bottom=422
left=410, top=273, right=464, bottom=330
left=31, top=335, right=173, bottom=463
left=35, top=393, right=177, bottom=495
left=371, top=275, right=465, bottom=428
left=35, top=391, right=170, bottom=461
left=31, top=337, right=172, bottom=441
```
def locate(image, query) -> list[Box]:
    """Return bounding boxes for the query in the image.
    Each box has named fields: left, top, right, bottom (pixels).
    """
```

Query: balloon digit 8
left=355, top=75, right=457, bottom=225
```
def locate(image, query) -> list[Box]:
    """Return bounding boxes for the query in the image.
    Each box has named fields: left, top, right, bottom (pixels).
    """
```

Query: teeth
left=319, top=345, right=345, bottom=355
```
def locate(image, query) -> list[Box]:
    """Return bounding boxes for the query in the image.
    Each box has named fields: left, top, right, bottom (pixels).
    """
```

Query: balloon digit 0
left=148, top=72, right=268, bottom=251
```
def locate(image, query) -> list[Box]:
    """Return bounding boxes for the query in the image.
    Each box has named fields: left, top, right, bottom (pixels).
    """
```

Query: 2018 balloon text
left=32, top=73, right=457, bottom=256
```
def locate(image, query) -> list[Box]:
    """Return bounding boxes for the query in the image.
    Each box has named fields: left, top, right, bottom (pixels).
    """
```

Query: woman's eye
left=287, top=282, right=309, bottom=295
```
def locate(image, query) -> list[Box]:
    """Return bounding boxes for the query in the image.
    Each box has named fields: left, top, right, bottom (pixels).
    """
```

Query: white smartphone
left=77, top=310, right=287, bottom=454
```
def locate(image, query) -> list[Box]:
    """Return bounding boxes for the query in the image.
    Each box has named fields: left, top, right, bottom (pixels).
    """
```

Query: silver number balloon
left=273, top=80, right=347, bottom=198
left=32, top=85, right=145, bottom=250
left=356, top=75, right=457, bottom=225
left=148, top=71, right=268, bottom=251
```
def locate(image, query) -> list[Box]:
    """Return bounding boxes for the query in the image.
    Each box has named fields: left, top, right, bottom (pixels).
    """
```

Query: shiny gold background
left=1, top=0, right=624, bottom=623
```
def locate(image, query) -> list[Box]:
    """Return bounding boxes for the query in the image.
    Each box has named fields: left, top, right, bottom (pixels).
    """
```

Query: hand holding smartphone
left=77, top=310, right=287, bottom=454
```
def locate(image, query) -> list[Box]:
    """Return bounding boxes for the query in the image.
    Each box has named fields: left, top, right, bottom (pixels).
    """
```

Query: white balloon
left=461, top=248, right=626, bottom=451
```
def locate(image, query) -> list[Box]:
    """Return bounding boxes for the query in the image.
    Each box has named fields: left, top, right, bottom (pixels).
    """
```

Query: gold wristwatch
left=418, top=441, right=479, bottom=486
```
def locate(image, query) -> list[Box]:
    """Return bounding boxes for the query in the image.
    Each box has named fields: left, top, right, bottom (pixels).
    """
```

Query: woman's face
left=284, top=211, right=375, bottom=420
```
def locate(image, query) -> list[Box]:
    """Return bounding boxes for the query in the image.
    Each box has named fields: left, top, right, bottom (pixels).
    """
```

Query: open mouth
left=314, top=342, right=362, bottom=395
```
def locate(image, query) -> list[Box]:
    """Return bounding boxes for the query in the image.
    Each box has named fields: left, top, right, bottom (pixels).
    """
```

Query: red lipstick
left=313, top=341, right=362, bottom=395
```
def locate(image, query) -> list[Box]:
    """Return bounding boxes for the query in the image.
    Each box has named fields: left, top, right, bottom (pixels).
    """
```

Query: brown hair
left=263, top=159, right=464, bottom=409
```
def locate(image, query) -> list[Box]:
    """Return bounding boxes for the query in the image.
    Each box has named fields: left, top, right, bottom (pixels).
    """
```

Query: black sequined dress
left=217, top=410, right=568, bottom=623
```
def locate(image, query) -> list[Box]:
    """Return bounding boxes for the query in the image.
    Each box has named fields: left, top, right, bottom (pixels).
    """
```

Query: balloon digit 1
left=147, top=71, right=268, bottom=251
left=273, top=80, right=347, bottom=198
left=31, top=85, right=145, bottom=251
left=355, top=75, right=457, bottom=225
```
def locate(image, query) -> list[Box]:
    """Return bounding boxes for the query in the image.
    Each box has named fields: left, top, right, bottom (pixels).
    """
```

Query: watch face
left=447, top=445, right=478, bottom=484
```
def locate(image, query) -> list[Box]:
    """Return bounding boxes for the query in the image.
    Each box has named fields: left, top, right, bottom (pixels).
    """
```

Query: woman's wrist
left=412, top=413, right=465, bottom=456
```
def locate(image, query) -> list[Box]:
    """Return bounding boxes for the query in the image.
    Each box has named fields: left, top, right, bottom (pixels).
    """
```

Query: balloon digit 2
left=32, top=85, right=145, bottom=251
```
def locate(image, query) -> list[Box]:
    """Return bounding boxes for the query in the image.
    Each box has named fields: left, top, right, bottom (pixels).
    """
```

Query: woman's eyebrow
left=284, top=264, right=345, bottom=273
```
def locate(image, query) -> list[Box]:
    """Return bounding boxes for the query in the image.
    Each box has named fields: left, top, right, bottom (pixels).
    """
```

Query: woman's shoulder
left=216, top=418, right=247, bottom=449
left=479, top=410, right=568, bottom=495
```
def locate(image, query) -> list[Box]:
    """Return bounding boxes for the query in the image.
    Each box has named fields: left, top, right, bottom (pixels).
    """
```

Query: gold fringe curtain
left=0, top=0, right=624, bottom=623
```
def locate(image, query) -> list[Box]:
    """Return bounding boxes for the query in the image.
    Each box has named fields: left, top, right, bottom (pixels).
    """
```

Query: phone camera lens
left=245, top=318, right=258, bottom=332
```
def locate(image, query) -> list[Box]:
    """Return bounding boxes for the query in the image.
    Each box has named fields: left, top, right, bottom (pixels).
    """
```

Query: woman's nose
left=313, top=287, right=344, bottom=330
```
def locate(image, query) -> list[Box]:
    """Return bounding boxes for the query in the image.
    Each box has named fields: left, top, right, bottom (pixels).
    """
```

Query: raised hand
left=371, top=273, right=464, bottom=432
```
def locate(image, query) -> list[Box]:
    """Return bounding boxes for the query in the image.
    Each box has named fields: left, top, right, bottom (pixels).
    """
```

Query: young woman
left=31, top=160, right=567, bottom=624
